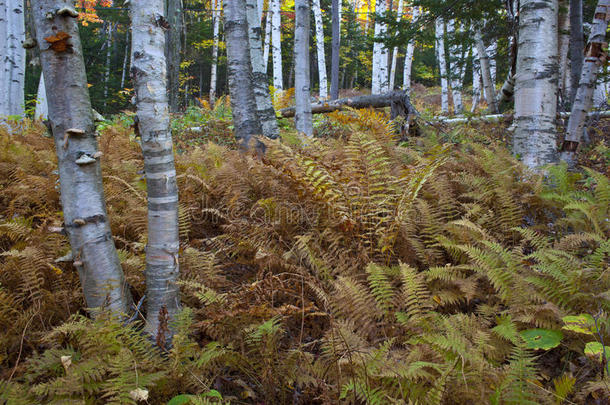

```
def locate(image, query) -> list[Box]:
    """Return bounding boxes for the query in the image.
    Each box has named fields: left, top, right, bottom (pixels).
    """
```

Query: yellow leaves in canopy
left=77, top=0, right=112, bottom=26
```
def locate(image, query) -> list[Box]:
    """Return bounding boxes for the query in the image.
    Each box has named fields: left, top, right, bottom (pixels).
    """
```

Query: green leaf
left=584, top=342, right=610, bottom=362
left=520, top=329, right=563, bottom=350
left=562, top=314, right=595, bottom=335
left=167, top=394, right=196, bottom=405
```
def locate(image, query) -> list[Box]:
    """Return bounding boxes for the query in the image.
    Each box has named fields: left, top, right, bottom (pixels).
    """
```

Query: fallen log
left=435, top=110, right=610, bottom=125
left=279, top=91, right=413, bottom=118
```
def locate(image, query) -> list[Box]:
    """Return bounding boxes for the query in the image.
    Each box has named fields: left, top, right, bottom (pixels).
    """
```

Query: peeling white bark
left=130, top=0, right=181, bottom=342
left=514, top=0, right=560, bottom=168
left=246, top=0, right=279, bottom=139
left=471, top=45, right=481, bottom=113
left=435, top=18, right=449, bottom=114
left=270, top=0, right=283, bottom=90
left=561, top=0, right=610, bottom=164
left=33, top=0, right=133, bottom=315
left=1, top=0, right=25, bottom=117
left=313, top=0, right=328, bottom=99
left=294, top=0, right=312, bottom=136
left=371, top=0, right=389, bottom=94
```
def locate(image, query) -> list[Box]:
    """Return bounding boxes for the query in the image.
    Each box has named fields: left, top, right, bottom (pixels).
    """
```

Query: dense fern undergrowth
left=0, top=104, right=609, bottom=404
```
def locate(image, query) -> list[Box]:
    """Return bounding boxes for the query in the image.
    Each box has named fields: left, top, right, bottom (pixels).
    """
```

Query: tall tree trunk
left=223, top=0, right=263, bottom=150
left=446, top=19, right=463, bottom=114
left=120, top=29, right=130, bottom=90
left=262, top=4, right=272, bottom=73
left=486, top=40, right=497, bottom=85
left=471, top=45, right=482, bottom=113
left=1, top=0, right=26, bottom=117
left=312, top=0, right=328, bottom=99
left=558, top=0, right=571, bottom=104
left=389, top=0, right=403, bottom=90
left=270, top=0, right=283, bottom=91
left=513, top=0, right=559, bottom=168
left=569, top=0, right=584, bottom=106
left=35, top=72, right=48, bottom=120
left=371, top=0, right=389, bottom=94
left=330, top=0, right=340, bottom=99
left=102, top=22, right=113, bottom=110
left=166, top=0, right=183, bottom=113
left=32, top=0, right=133, bottom=315
left=403, top=5, right=420, bottom=93
left=294, top=0, right=312, bottom=136
left=131, top=0, right=181, bottom=343
left=435, top=18, right=449, bottom=114
left=246, top=0, right=279, bottom=139
left=475, top=30, right=499, bottom=113
left=560, top=0, right=610, bottom=164
left=210, top=0, right=220, bottom=106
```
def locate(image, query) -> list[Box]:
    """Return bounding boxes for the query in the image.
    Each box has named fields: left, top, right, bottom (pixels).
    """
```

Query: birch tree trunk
left=446, top=19, right=463, bottom=114
left=330, top=0, right=340, bottom=100
left=209, top=0, right=220, bottom=105
left=471, top=45, right=481, bottom=113
left=312, top=0, right=328, bottom=99
left=389, top=0, right=403, bottom=91
left=1, top=0, right=26, bottom=117
left=245, top=0, right=279, bottom=139
left=270, top=0, right=283, bottom=91
left=560, top=0, right=610, bottom=165
left=294, top=0, right=312, bottom=137
left=513, top=0, right=559, bottom=168
left=486, top=41, right=497, bottom=85
left=130, top=0, right=181, bottom=343
left=402, top=5, right=420, bottom=93
left=223, top=0, right=264, bottom=150
left=166, top=0, right=183, bottom=113
left=475, top=30, right=499, bottom=113
left=262, top=5, right=272, bottom=73
left=35, top=73, right=48, bottom=120
left=558, top=0, right=571, bottom=103
left=120, top=30, right=130, bottom=90
left=435, top=18, right=449, bottom=114
left=102, top=22, right=113, bottom=109
left=371, top=0, right=389, bottom=94
left=569, top=0, right=584, bottom=105
left=32, top=0, right=133, bottom=315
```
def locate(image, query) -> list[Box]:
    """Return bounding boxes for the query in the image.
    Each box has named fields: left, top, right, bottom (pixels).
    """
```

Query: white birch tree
left=560, top=0, right=610, bottom=164
left=35, top=73, right=48, bottom=120
left=1, top=0, right=26, bottom=117
left=294, top=0, right=313, bottom=136
left=446, top=19, right=463, bottom=114
left=209, top=0, right=220, bottom=105
left=389, top=0, right=403, bottom=91
left=246, top=0, right=279, bottom=139
left=130, top=0, right=181, bottom=343
left=262, top=4, right=272, bottom=72
left=475, top=30, right=499, bottom=113
left=312, top=0, right=328, bottom=99
left=32, top=0, right=133, bottom=315
left=471, top=46, right=481, bottom=113
left=513, top=0, right=559, bottom=168
left=558, top=0, right=571, bottom=101
left=403, top=5, right=420, bottom=93
left=435, top=17, right=449, bottom=114
left=371, top=0, right=389, bottom=94
left=270, top=0, right=283, bottom=91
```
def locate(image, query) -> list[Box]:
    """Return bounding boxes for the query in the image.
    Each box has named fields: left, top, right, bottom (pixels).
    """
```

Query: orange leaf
left=44, top=31, right=73, bottom=53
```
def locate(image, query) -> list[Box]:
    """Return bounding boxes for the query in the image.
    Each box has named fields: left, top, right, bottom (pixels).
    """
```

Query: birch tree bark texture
left=246, top=0, right=279, bottom=139
left=223, top=0, right=264, bottom=151
left=446, top=19, right=463, bottom=114
left=130, top=0, right=181, bottom=343
left=513, top=0, right=559, bottom=169
left=558, top=0, right=571, bottom=103
left=270, top=0, right=283, bottom=91
left=32, top=0, right=133, bottom=315
left=209, top=0, right=220, bottom=106
left=313, top=0, right=328, bottom=99
left=389, top=0, right=404, bottom=91
left=1, top=0, right=26, bottom=117
left=475, top=30, right=499, bottom=114
left=294, top=0, right=313, bottom=137
left=560, top=0, right=610, bottom=165
left=35, top=73, right=48, bottom=120
left=403, top=5, right=420, bottom=93
left=471, top=46, right=481, bottom=113
left=371, top=0, right=389, bottom=94
left=435, top=18, right=449, bottom=114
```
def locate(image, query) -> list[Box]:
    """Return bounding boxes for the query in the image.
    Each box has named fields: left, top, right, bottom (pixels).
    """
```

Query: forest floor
left=1, top=91, right=610, bottom=404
